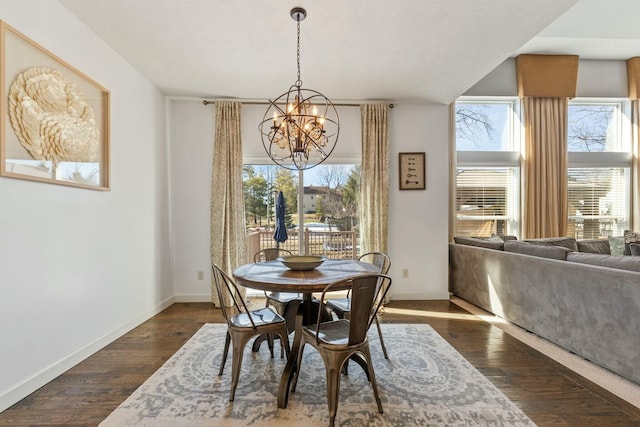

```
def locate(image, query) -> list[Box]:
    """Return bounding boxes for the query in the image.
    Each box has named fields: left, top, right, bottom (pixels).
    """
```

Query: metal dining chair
left=253, top=248, right=301, bottom=358
left=254, top=248, right=302, bottom=316
left=291, top=273, right=392, bottom=427
left=325, top=251, right=392, bottom=359
left=211, top=263, right=291, bottom=401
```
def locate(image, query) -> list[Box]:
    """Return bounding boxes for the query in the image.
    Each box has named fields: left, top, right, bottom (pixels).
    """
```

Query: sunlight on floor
left=383, top=307, right=481, bottom=321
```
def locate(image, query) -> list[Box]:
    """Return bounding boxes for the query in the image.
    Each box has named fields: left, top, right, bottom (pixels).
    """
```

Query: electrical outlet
left=197, top=271, right=204, bottom=280
left=402, top=268, right=409, bottom=278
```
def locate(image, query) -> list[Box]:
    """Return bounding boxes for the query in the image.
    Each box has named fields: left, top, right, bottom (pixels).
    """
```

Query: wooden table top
left=233, top=258, right=380, bottom=293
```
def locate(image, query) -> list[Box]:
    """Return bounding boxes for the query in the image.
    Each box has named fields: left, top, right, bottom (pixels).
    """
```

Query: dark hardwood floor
left=1, top=300, right=639, bottom=426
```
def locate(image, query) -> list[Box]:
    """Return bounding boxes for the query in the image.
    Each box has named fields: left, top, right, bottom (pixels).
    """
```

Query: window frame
left=454, top=96, right=523, bottom=237
left=566, top=98, right=632, bottom=238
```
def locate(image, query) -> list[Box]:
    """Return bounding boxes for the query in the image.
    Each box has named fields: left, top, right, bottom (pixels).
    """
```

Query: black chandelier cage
left=258, top=7, right=340, bottom=171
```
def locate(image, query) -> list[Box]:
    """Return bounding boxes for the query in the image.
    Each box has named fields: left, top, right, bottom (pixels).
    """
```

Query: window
left=242, top=163, right=361, bottom=258
left=456, top=167, right=519, bottom=237
left=567, top=100, right=631, bottom=239
left=455, top=98, right=521, bottom=237
left=454, top=98, right=632, bottom=240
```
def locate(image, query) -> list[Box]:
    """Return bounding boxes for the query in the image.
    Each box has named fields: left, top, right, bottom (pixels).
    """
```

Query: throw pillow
left=623, top=230, right=640, bottom=255
left=608, top=236, right=625, bottom=256
left=577, top=239, right=610, bottom=254
left=504, top=240, right=572, bottom=260
left=453, top=236, right=504, bottom=250
left=522, top=237, right=578, bottom=252
left=630, top=243, right=640, bottom=256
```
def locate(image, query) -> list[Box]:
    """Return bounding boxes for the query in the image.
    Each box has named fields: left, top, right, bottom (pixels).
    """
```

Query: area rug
left=100, top=323, right=535, bottom=426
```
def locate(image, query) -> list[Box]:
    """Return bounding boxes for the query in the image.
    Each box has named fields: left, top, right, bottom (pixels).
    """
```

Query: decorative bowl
left=278, top=255, right=326, bottom=271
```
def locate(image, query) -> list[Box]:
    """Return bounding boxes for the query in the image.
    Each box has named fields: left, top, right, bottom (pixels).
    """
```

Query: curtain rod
left=202, top=99, right=394, bottom=108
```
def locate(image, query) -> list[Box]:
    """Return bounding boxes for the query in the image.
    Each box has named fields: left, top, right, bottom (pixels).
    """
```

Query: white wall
left=169, top=100, right=451, bottom=301
left=169, top=100, right=214, bottom=301
left=388, top=104, right=451, bottom=299
left=0, top=0, right=171, bottom=410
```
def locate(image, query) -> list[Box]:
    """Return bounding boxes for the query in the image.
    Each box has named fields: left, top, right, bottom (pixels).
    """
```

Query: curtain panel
left=359, top=104, right=390, bottom=254
left=210, top=101, right=247, bottom=307
left=633, top=100, right=640, bottom=230
left=522, top=97, right=569, bottom=238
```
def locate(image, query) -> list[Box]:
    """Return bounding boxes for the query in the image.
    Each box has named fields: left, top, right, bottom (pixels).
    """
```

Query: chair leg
left=219, top=331, right=231, bottom=376
left=278, top=328, right=291, bottom=359
left=266, top=333, right=275, bottom=358
left=229, top=335, right=250, bottom=401
left=375, top=317, right=389, bottom=359
left=362, top=345, right=383, bottom=414
left=268, top=300, right=287, bottom=359
left=325, top=363, right=342, bottom=427
left=291, top=341, right=306, bottom=392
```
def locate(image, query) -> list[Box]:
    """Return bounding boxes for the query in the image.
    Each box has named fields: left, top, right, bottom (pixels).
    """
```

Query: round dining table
left=233, top=258, right=380, bottom=294
left=232, top=258, right=381, bottom=408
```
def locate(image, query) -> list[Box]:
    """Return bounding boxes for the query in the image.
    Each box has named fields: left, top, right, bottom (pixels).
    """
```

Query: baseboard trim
left=451, top=296, right=640, bottom=410
left=391, top=291, right=450, bottom=300
left=0, top=296, right=175, bottom=412
left=174, top=293, right=212, bottom=303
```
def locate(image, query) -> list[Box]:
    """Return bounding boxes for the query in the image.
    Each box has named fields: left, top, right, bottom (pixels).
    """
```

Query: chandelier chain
left=296, top=19, right=301, bottom=86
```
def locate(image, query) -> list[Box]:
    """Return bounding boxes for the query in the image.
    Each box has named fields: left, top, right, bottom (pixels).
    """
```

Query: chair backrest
left=358, top=251, right=391, bottom=274
left=254, top=248, right=293, bottom=262
left=316, top=273, right=392, bottom=346
left=211, top=263, right=256, bottom=328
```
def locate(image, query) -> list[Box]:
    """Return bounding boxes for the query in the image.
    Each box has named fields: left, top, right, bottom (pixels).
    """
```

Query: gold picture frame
left=399, top=152, right=426, bottom=190
left=0, top=21, right=110, bottom=190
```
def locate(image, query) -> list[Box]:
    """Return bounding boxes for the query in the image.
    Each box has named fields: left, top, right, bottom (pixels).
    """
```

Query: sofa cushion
left=522, top=237, right=578, bottom=251
left=631, top=243, right=640, bottom=256
left=453, top=236, right=504, bottom=250
left=504, top=240, right=572, bottom=260
left=567, top=252, right=640, bottom=273
left=623, top=230, right=640, bottom=255
left=577, top=239, right=610, bottom=254
left=609, top=236, right=626, bottom=255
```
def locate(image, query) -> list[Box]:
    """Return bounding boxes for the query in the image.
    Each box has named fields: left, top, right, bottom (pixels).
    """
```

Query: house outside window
left=567, top=99, right=631, bottom=239
left=454, top=98, right=521, bottom=237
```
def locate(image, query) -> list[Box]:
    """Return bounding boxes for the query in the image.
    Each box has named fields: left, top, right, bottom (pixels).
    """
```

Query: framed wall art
left=398, top=152, right=425, bottom=190
left=0, top=21, right=110, bottom=190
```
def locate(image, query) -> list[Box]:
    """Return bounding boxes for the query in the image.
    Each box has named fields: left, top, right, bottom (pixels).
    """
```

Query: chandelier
left=259, top=7, right=339, bottom=170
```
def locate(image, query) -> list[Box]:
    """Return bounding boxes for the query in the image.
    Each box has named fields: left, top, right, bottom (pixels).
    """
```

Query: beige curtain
left=448, top=103, right=458, bottom=241
left=633, top=100, right=640, bottom=230
left=522, top=97, right=569, bottom=238
left=360, top=104, right=390, bottom=254
left=210, top=101, right=247, bottom=307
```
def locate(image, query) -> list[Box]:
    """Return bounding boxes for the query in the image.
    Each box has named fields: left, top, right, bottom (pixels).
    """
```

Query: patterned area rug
left=100, top=323, right=535, bottom=426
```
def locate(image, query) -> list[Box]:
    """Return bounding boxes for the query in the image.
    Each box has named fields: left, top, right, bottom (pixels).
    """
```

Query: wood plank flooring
left=1, top=300, right=639, bottom=426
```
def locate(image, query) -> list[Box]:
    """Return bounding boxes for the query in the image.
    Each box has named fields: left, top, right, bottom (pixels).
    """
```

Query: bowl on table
left=278, top=255, right=326, bottom=271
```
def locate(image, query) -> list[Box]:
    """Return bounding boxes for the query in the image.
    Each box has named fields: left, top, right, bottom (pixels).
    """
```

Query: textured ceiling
left=58, top=0, right=640, bottom=104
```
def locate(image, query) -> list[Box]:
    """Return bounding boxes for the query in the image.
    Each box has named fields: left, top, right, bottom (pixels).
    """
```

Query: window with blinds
left=567, top=99, right=631, bottom=239
left=456, top=167, right=519, bottom=237
left=454, top=98, right=521, bottom=237
left=567, top=167, right=629, bottom=239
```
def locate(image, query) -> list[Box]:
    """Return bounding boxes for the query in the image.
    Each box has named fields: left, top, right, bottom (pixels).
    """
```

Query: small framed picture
left=398, top=152, right=425, bottom=190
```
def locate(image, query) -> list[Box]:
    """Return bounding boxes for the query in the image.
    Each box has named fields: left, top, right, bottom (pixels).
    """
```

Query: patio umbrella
left=273, top=190, right=288, bottom=248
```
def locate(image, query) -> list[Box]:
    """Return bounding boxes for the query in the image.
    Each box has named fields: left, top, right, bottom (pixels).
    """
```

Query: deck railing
left=247, top=229, right=358, bottom=260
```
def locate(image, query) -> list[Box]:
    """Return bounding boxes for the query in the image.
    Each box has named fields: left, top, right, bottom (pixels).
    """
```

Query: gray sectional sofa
left=449, top=236, right=640, bottom=385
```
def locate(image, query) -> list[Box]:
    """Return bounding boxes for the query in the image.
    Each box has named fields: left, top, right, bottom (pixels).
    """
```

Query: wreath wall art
left=0, top=21, right=110, bottom=190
